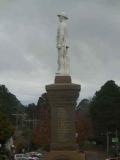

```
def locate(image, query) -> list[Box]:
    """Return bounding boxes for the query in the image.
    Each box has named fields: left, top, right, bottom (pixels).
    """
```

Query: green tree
left=0, top=85, right=24, bottom=125
left=25, top=103, right=36, bottom=119
left=0, top=112, right=14, bottom=146
left=90, top=80, right=120, bottom=142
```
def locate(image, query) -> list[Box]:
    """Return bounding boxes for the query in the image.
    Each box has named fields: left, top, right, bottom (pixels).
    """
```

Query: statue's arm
left=57, top=24, right=65, bottom=48
left=63, top=23, right=69, bottom=48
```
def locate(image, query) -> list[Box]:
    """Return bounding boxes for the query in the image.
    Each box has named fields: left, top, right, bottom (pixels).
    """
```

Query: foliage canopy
left=90, top=80, right=120, bottom=137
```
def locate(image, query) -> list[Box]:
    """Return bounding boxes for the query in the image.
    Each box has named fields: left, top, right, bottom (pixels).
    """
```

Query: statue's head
left=57, top=12, right=68, bottom=22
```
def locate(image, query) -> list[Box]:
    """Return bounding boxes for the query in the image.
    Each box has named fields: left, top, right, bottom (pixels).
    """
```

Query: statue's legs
left=57, top=51, right=61, bottom=72
left=57, top=48, right=65, bottom=74
left=64, top=47, right=69, bottom=75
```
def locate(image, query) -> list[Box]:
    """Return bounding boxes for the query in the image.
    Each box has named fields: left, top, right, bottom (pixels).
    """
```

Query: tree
left=14, top=128, right=33, bottom=152
left=32, top=93, right=50, bottom=150
left=0, top=85, right=24, bottom=125
left=76, top=99, right=93, bottom=145
left=25, top=103, right=36, bottom=119
left=0, top=112, right=14, bottom=146
left=77, top=98, right=90, bottom=116
left=75, top=111, right=93, bottom=144
left=90, top=80, right=120, bottom=141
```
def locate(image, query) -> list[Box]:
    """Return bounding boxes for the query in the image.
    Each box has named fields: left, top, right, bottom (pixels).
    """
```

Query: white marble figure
left=56, top=12, right=70, bottom=76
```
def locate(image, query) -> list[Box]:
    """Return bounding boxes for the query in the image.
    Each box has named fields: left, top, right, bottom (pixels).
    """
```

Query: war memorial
left=45, top=13, right=83, bottom=160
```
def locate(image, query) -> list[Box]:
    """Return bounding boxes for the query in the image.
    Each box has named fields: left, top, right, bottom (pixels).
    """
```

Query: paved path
left=85, top=151, right=105, bottom=160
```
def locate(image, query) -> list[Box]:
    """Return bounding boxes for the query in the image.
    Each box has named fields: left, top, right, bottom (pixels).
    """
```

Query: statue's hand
left=57, top=44, right=61, bottom=49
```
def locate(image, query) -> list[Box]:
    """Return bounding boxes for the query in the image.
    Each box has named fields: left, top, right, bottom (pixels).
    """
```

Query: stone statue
left=56, top=12, right=70, bottom=76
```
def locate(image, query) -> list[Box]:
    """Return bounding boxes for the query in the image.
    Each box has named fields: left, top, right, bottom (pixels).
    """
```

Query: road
left=85, top=151, right=105, bottom=160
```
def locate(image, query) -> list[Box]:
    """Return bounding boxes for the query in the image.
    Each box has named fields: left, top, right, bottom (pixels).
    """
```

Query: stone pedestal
left=45, top=76, right=81, bottom=159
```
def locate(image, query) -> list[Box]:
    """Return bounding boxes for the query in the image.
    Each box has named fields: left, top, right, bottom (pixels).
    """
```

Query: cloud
left=0, top=0, right=120, bottom=104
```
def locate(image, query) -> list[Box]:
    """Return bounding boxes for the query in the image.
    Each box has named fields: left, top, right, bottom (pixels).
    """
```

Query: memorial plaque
left=56, top=107, right=70, bottom=142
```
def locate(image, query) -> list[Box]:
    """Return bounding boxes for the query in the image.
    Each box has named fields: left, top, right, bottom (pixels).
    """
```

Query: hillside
left=0, top=85, right=24, bottom=121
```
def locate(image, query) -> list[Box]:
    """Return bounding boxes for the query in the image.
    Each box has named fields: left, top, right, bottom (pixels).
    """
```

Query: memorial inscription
left=56, top=107, right=71, bottom=142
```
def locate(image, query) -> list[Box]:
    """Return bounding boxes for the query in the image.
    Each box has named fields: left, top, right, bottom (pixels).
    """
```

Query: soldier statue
left=56, top=12, right=70, bottom=75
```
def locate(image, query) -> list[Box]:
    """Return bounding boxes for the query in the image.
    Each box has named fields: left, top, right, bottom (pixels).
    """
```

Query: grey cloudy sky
left=0, top=0, right=120, bottom=104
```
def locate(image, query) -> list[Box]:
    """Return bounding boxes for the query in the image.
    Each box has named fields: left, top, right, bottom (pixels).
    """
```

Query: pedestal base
left=55, top=75, right=71, bottom=83
left=45, top=150, right=85, bottom=160
left=46, top=76, right=81, bottom=151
